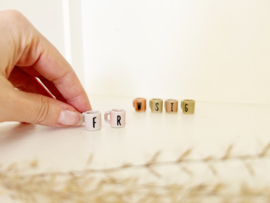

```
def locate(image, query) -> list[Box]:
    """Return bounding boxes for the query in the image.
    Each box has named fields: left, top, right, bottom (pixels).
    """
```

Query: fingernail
left=58, top=110, right=82, bottom=126
left=76, top=114, right=84, bottom=126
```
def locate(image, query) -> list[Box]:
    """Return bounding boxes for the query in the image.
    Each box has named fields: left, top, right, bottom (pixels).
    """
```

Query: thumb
left=5, top=88, right=83, bottom=127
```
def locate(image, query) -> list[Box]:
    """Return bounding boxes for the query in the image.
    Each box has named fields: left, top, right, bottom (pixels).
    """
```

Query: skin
left=0, top=10, right=92, bottom=127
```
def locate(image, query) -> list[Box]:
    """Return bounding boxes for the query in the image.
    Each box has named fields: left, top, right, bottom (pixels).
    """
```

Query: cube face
left=84, top=110, right=101, bottom=131
left=149, top=98, right=163, bottom=113
left=181, top=100, right=195, bottom=114
left=165, top=99, right=178, bottom=113
left=133, top=98, right=147, bottom=112
left=104, top=109, right=126, bottom=128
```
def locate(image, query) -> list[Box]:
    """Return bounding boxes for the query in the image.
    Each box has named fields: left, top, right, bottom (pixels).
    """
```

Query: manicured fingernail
left=58, top=110, right=82, bottom=126
left=76, top=114, right=84, bottom=126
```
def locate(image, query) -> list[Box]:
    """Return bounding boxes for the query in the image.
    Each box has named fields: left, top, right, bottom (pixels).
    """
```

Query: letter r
left=117, top=115, right=121, bottom=126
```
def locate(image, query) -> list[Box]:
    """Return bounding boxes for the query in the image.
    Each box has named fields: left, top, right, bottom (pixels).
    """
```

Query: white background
left=0, top=0, right=86, bottom=86
left=82, top=0, right=270, bottom=104
left=1, top=1, right=269, bottom=104
left=0, top=0, right=66, bottom=59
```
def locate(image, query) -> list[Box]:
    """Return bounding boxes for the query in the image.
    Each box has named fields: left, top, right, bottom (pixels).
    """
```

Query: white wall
left=68, top=0, right=85, bottom=86
left=0, top=0, right=66, bottom=58
left=1, top=1, right=270, bottom=104
left=81, top=0, right=270, bottom=104
left=0, top=0, right=86, bottom=86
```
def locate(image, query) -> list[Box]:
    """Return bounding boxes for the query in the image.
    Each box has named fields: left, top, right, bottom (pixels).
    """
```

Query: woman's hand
left=0, top=10, right=91, bottom=127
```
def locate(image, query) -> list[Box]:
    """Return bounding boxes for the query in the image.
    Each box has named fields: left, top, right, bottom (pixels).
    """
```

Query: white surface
left=81, top=0, right=270, bottom=104
left=0, top=96, right=270, bottom=190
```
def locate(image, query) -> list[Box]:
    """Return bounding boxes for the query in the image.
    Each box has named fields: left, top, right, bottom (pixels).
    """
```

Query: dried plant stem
left=17, top=153, right=270, bottom=179
left=0, top=143, right=270, bottom=203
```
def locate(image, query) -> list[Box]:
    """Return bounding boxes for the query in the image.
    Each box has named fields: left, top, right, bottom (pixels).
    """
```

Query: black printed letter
left=137, top=102, right=142, bottom=110
left=93, top=117, right=96, bottom=128
left=117, top=116, right=121, bottom=126
left=185, top=104, right=188, bottom=112
left=155, top=103, right=159, bottom=111
left=171, top=103, right=173, bottom=111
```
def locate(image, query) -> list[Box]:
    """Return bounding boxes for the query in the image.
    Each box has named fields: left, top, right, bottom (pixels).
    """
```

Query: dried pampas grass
left=1, top=143, right=270, bottom=203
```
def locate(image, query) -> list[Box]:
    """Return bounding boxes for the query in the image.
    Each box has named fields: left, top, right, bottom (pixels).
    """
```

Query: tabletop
left=1, top=96, right=270, bottom=202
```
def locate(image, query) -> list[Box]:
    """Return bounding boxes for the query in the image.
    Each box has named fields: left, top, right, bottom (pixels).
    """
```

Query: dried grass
left=1, top=143, right=270, bottom=202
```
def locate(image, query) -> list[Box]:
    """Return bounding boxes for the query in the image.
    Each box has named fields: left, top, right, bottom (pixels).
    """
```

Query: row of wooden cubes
left=133, top=98, right=195, bottom=114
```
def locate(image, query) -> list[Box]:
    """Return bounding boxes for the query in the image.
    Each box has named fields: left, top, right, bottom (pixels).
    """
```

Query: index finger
left=5, top=11, right=92, bottom=113
left=18, top=31, right=91, bottom=113
left=34, top=37, right=91, bottom=112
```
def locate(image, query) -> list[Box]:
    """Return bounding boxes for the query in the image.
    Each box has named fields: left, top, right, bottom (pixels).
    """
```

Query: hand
left=0, top=10, right=92, bottom=127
